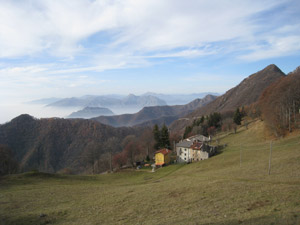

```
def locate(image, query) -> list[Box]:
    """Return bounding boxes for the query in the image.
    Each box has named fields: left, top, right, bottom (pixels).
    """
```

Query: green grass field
left=1, top=120, right=300, bottom=225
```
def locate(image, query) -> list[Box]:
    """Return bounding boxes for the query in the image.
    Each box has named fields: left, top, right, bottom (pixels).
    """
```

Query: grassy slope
left=0, top=120, right=300, bottom=225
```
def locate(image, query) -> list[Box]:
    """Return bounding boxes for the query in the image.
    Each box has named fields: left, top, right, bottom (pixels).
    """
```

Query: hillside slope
left=258, top=65, right=300, bottom=135
left=0, top=114, right=145, bottom=173
left=190, top=64, right=285, bottom=116
left=93, top=94, right=217, bottom=127
left=170, top=64, right=286, bottom=132
left=1, top=120, right=299, bottom=224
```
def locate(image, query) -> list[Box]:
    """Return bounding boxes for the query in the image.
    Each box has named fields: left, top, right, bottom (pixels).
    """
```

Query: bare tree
left=0, top=145, right=19, bottom=175
left=104, top=137, right=120, bottom=173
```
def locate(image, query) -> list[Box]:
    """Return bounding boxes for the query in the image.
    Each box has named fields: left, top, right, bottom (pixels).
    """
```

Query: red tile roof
left=155, top=148, right=172, bottom=155
left=191, top=141, right=203, bottom=150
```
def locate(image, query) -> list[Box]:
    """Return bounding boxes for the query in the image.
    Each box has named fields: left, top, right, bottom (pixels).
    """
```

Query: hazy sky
left=0, top=0, right=300, bottom=104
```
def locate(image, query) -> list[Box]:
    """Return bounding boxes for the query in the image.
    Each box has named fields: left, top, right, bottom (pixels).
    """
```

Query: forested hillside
left=0, top=115, right=149, bottom=174
left=259, top=66, right=300, bottom=136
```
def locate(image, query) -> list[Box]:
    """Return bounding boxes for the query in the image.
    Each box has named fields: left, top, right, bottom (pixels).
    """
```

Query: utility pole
left=240, top=144, right=242, bottom=167
left=268, top=141, right=272, bottom=175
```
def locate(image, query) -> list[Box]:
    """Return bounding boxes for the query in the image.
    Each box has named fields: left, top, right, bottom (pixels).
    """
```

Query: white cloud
left=0, top=64, right=110, bottom=102
left=240, top=36, right=300, bottom=61
left=0, top=0, right=299, bottom=106
left=0, top=66, right=48, bottom=74
left=0, top=0, right=296, bottom=60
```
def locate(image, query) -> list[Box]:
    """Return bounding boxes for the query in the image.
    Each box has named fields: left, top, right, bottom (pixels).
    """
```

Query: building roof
left=155, top=148, right=172, bottom=155
left=191, top=141, right=203, bottom=150
left=176, top=135, right=210, bottom=148
left=176, top=140, right=193, bottom=148
left=186, top=134, right=210, bottom=142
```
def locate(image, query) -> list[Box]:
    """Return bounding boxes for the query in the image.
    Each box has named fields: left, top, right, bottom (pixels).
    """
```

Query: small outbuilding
left=155, top=148, right=172, bottom=166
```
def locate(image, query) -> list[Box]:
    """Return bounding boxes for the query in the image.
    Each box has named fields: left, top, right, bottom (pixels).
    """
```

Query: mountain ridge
left=67, top=107, right=114, bottom=119
left=47, top=94, right=167, bottom=108
left=170, top=64, right=286, bottom=133
left=93, top=94, right=217, bottom=127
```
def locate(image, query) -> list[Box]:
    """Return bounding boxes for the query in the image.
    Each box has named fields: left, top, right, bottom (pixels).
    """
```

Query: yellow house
left=155, top=149, right=172, bottom=166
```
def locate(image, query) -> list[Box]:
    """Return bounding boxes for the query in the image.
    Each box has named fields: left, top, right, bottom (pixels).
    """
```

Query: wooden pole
left=240, top=144, right=242, bottom=167
left=268, top=141, right=272, bottom=175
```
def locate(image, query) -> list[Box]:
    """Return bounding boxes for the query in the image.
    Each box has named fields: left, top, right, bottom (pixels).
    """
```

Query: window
left=184, top=158, right=186, bottom=160
left=185, top=153, right=186, bottom=156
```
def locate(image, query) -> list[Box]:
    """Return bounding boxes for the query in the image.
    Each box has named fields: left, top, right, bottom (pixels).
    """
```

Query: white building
left=176, top=135, right=215, bottom=163
left=176, top=139, right=193, bottom=163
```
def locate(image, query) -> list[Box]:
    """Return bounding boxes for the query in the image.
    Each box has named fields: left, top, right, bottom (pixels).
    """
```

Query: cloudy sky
left=0, top=0, right=300, bottom=104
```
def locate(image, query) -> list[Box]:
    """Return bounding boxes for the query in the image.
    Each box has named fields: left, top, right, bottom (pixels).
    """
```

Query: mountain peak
left=11, top=114, right=35, bottom=123
left=263, top=64, right=282, bottom=73
left=183, top=65, right=285, bottom=119
left=127, top=94, right=137, bottom=97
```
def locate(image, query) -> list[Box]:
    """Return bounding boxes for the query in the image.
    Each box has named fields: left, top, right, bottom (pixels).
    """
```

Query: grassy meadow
left=0, top=120, right=300, bottom=225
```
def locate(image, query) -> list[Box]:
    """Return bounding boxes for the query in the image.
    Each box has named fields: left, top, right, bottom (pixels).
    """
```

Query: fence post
left=268, top=141, right=272, bottom=175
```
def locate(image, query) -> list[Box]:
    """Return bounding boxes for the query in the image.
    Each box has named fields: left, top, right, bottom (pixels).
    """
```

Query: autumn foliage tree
left=113, top=152, right=127, bottom=169
left=123, top=139, right=143, bottom=167
left=139, top=128, right=155, bottom=159
left=259, top=68, right=300, bottom=136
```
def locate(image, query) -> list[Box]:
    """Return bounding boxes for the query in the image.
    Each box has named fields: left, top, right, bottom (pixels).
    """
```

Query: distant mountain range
left=46, top=94, right=167, bottom=109
left=29, top=92, right=219, bottom=108
left=26, top=97, right=62, bottom=105
left=142, top=92, right=219, bottom=105
left=93, top=94, right=217, bottom=127
left=67, top=107, right=114, bottom=119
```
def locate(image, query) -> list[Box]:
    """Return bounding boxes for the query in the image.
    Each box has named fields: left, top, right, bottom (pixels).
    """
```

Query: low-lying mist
left=0, top=103, right=143, bottom=124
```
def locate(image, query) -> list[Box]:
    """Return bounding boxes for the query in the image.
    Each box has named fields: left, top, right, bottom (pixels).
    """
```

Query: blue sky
left=0, top=0, right=300, bottom=104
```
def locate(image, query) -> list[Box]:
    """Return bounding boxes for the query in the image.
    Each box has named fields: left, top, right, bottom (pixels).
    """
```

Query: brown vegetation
left=0, top=114, right=149, bottom=174
left=259, top=67, right=300, bottom=136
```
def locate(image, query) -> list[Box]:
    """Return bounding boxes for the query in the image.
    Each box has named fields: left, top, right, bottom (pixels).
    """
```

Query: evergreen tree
left=153, top=124, right=161, bottom=150
left=233, top=108, right=242, bottom=125
left=200, top=115, right=205, bottom=124
left=208, top=112, right=222, bottom=128
left=160, top=124, right=171, bottom=149
left=153, top=124, right=171, bottom=150
left=183, top=125, right=193, bottom=139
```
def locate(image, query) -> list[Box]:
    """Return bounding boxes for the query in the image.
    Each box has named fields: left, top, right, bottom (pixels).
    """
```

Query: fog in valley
left=0, top=103, right=144, bottom=124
